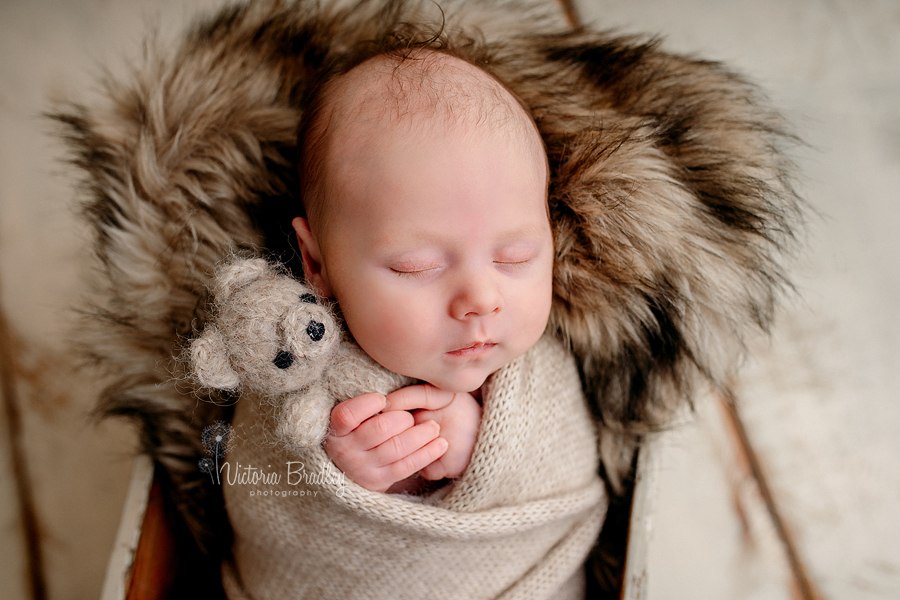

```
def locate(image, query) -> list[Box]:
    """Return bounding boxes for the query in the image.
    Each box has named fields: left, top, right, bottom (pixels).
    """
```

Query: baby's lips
left=451, top=339, right=488, bottom=351
left=447, top=340, right=496, bottom=356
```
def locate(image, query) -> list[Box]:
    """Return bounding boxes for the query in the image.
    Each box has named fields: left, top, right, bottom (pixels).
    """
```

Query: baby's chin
left=417, top=370, right=492, bottom=395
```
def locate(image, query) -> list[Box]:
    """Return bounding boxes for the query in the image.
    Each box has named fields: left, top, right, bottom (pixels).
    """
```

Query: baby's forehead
left=304, top=50, right=549, bottom=238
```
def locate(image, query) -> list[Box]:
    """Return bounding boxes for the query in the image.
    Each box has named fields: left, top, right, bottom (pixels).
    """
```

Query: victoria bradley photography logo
left=198, top=421, right=346, bottom=497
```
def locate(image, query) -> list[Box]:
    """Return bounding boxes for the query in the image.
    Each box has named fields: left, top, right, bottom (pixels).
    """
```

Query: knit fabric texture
left=221, top=333, right=606, bottom=600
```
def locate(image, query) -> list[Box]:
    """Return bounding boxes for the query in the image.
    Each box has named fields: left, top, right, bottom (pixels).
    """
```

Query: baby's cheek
left=514, top=281, right=552, bottom=349
left=347, top=301, right=419, bottom=365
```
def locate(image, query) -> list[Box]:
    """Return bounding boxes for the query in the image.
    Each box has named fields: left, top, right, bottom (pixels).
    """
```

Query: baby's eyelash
left=494, top=259, right=532, bottom=269
left=390, top=267, right=438, bottom=279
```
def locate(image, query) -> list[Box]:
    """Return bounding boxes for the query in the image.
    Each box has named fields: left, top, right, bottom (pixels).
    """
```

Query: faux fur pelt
left=55, top=0, right=802, bottom=565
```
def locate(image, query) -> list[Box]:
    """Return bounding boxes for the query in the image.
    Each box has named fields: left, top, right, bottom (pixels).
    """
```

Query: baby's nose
left=450, top=276, right=502, bottom=320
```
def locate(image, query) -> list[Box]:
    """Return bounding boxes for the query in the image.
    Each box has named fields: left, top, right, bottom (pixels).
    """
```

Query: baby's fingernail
left=383, top=396, right=390, bottom=409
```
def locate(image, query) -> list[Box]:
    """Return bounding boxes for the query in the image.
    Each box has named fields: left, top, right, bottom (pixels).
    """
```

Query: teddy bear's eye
left=300, top=293, right=317, bottom=304
left=273, top=351, right=294, bottom=369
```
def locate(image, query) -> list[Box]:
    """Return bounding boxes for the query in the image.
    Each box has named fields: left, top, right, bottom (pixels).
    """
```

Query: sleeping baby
left=215, top=47, right=606, bottom=600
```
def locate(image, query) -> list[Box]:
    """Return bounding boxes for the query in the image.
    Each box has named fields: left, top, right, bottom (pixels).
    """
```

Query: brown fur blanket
left=54, top=0, right=802, bottom=591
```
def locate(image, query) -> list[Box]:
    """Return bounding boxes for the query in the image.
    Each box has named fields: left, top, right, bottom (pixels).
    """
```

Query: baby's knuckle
left=388, top=434, right=406, bottom=457
left=374, top=414, right=392, bottom=436
left=395, top=456, right=418, bottom=480
left=423, top=385, right=442, bottom=408
left=331, top=404, right=354, bottom=428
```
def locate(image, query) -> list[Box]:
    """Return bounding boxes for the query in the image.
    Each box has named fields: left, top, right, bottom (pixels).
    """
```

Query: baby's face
left=295, top=53, right=553, bottom=393
left=301, top=118, right=552, bottom=393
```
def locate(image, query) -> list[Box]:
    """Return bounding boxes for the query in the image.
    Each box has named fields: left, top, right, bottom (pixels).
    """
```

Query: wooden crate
left=101, top=446, right=658, bottom=600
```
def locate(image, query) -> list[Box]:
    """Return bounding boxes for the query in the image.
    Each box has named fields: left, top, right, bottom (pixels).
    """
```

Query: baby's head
left=293, top=48, right=552, bottom=393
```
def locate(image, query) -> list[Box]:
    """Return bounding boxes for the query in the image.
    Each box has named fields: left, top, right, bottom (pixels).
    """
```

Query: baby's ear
left=291, top=217, right=333, bottom=297
left=214, top=258, right=269, bottom=300
left=191, top=327, right=240, bottom=390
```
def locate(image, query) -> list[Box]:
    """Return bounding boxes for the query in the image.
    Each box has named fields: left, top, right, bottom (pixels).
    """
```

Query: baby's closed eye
left=493, top=242, right=540, bottom=269
left=389, top=262, right=442, bottom=278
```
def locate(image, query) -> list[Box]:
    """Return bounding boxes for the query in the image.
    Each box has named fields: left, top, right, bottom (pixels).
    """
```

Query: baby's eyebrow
left=377, top=220, right=547, bottom=247
left=492, top=222, right=549, bottom=245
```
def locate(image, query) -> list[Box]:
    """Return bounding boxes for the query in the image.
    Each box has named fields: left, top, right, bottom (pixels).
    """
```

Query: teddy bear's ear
left=191, top=327, right=241, bottom=390
left=214, top=258, right=269, bottom=301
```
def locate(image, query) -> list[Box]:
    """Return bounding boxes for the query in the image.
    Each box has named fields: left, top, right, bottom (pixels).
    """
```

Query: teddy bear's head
left=191, top=258, right=339, bottom=396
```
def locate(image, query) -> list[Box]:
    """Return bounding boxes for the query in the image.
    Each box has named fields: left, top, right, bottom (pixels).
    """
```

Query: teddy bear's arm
left=191, top=326, right=241, bottom=390
left=277, top=382, right=334, bottom=448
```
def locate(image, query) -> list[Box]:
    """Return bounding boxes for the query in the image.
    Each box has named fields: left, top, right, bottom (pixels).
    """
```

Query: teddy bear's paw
left=191, top=327, right=241, bottom=390
left=279, top=394, right=333, bottom=448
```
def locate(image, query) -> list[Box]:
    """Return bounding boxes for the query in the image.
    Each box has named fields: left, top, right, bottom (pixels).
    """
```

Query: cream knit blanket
left=221, top=334, right=607, bottom=600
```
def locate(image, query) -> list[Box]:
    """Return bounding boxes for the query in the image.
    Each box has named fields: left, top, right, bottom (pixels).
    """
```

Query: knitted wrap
left=53, top=0, right=804, bottom=578
left=222, top=334, right=606, bottom=600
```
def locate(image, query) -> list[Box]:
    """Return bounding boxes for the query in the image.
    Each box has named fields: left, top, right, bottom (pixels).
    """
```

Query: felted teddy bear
left=190, top=257, right=412, bottom=449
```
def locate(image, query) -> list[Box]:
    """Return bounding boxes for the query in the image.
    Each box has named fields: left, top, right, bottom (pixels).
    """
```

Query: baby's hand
left=384, top=385, right=482, bottom=481
left=324, top=393, right=448, bottom=493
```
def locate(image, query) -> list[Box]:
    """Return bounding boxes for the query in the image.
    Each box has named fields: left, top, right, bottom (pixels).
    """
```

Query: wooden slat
left=100, top=455, right=154, bottom=600
left=621, top=440, right=660, bottom=600
left=643, top=394, right=795, bottom=600
left=124, top=473, right=178, bottom=600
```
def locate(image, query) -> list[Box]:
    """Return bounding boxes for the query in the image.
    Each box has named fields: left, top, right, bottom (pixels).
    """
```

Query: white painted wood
left=621, top=438, right=660, bottom=600
left=100, top=455, right=154, bottom=600
left=643, top=396, right=794, bottom=600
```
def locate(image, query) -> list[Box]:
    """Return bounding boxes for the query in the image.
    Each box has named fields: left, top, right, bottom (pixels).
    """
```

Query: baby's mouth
left=447, top=341, right=496, bottom=357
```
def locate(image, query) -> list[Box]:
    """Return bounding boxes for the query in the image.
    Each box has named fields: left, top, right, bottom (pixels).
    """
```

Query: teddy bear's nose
left=273, top=351, right=294, bottom=369
left=307, top=321, right=325, bottom=342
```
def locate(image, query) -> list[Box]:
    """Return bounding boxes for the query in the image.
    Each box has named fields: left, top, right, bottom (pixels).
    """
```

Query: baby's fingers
left=329, top=393, right=387, bottom=437
left=352, top=410, right=415, bottom=450
left=371, top=419, right=440, bottom=466
left=420, top=458, right=449, bottom=482
left=383, top=436, right=449, bottom=484
left=384, top=384, right=453, bottom=413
